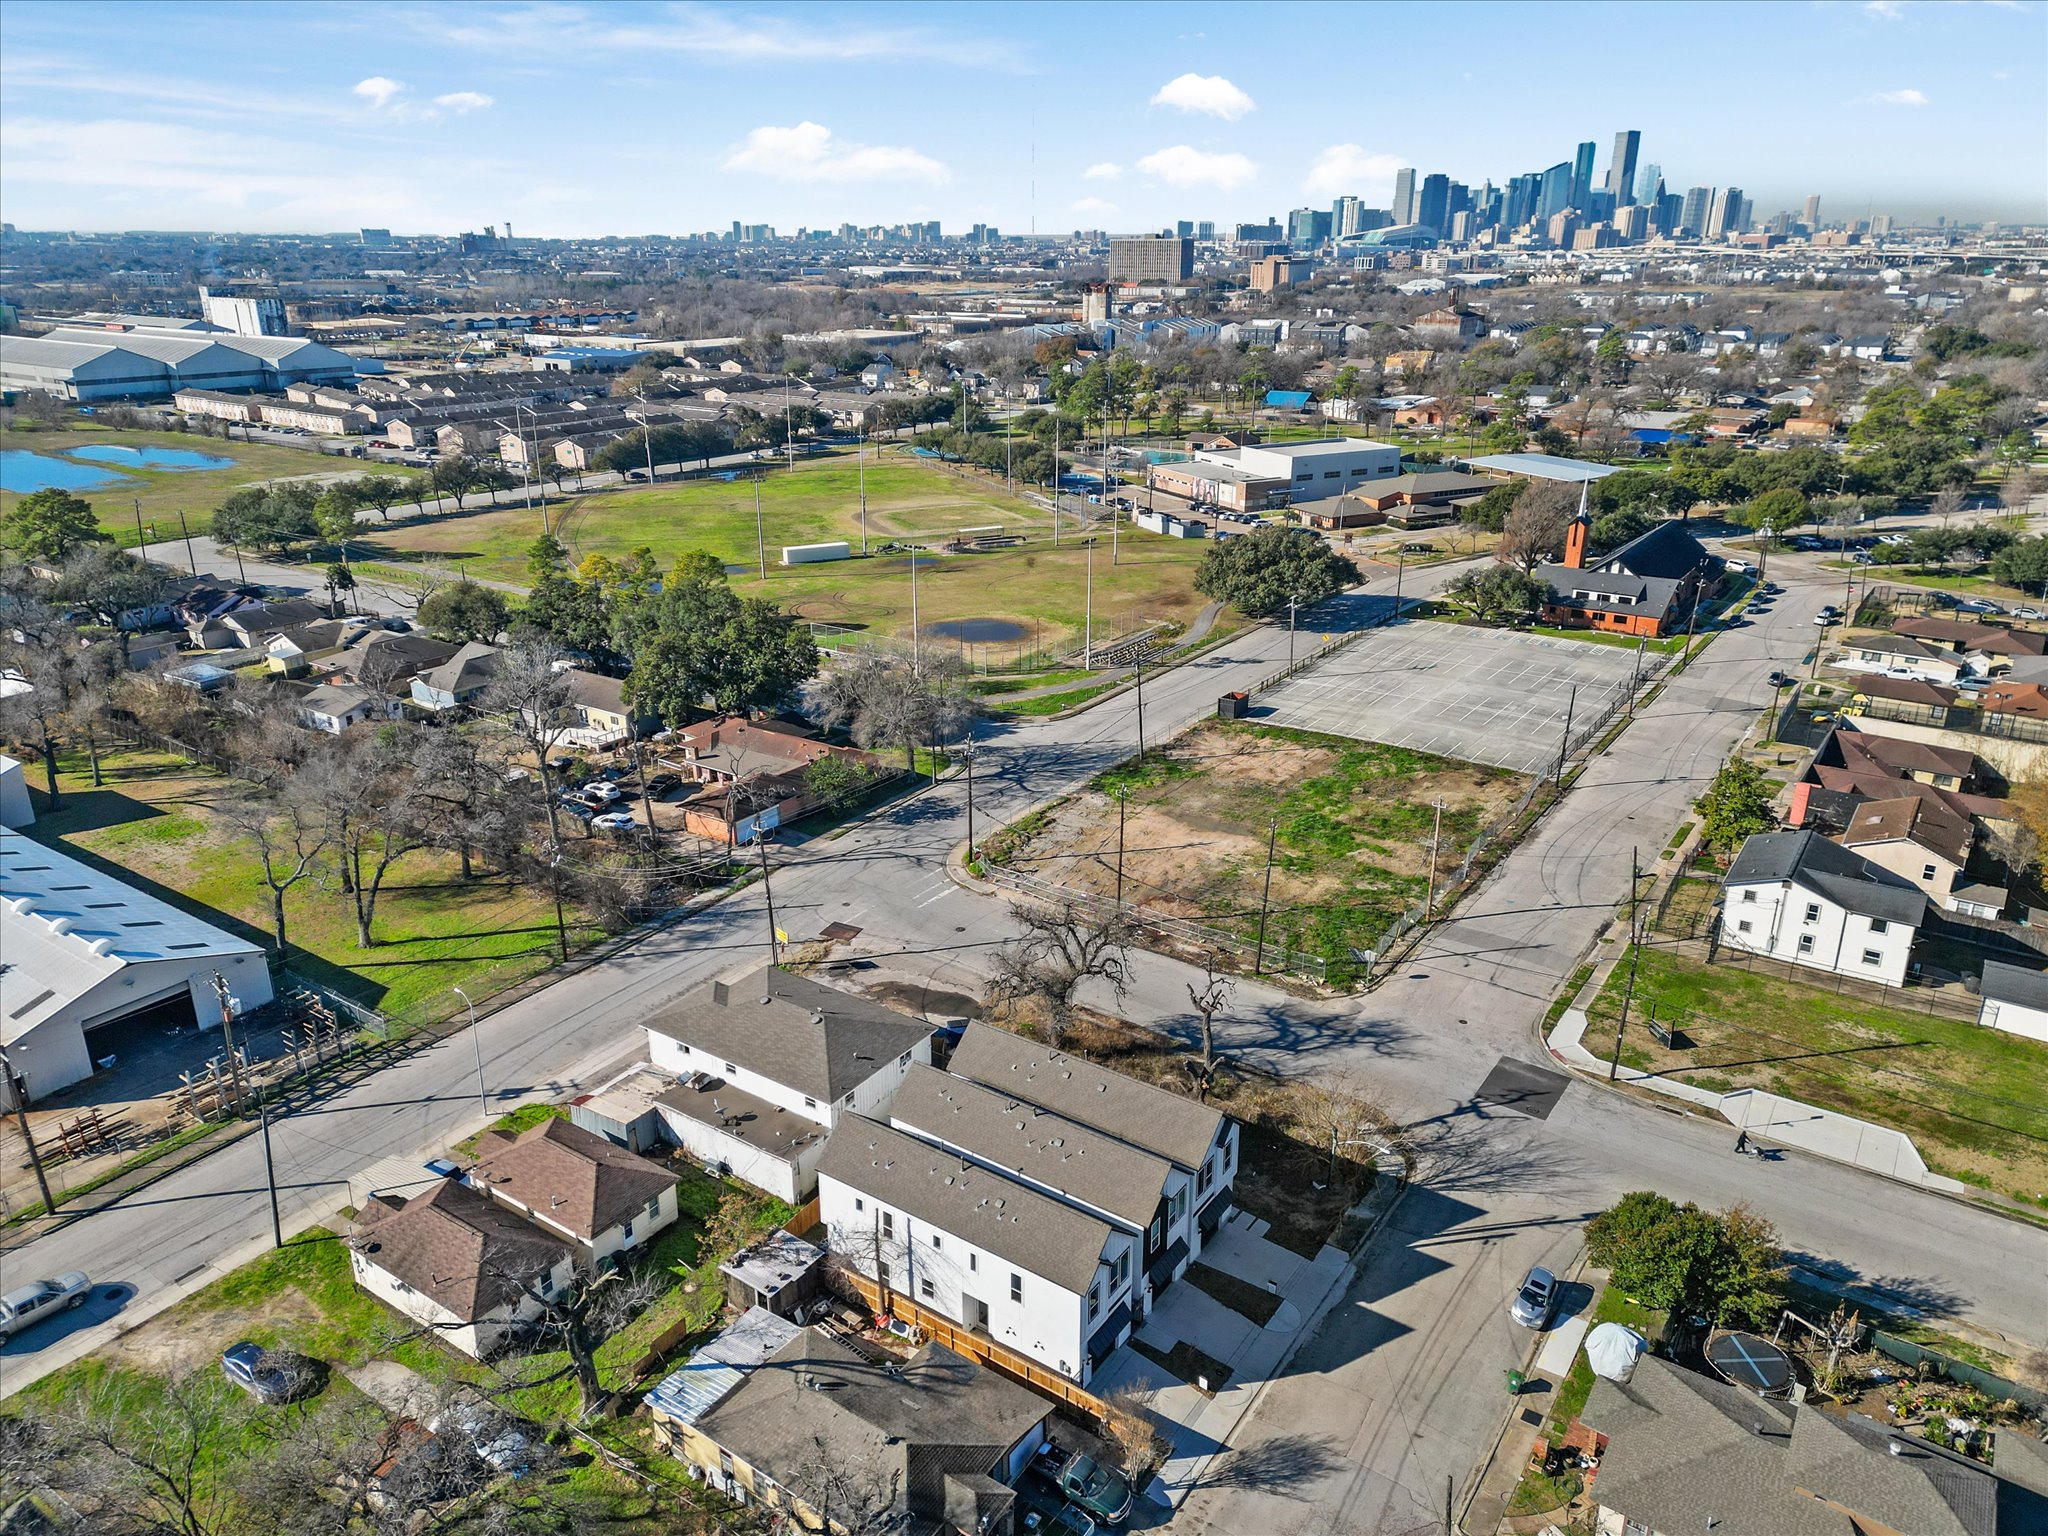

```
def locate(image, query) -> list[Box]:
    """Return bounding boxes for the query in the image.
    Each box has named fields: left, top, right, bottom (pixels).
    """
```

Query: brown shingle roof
left=350, top=1178, right=571, bottom=1318
left=1840, top=794, right=1972, bottom=866
left=467, top=1116, right=675, bottom=1243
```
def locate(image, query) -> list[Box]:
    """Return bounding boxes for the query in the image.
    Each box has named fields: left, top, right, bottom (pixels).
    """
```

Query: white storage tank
left=781, top=541, right=851, bottom=566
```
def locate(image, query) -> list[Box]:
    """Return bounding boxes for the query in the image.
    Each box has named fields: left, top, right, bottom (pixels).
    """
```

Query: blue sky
left=2, top=0, right=2042, bottom=236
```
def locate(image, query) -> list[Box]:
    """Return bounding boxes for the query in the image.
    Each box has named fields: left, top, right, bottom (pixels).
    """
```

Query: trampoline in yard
left=1706, top=1330, right=1794, bottom=1397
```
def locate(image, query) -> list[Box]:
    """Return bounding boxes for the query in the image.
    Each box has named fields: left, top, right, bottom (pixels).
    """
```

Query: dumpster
left=1218, top=691, right=1249, bottom=721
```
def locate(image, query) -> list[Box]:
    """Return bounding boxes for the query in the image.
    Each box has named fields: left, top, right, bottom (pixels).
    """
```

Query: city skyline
left=1, top=0, right=2044, bottom=236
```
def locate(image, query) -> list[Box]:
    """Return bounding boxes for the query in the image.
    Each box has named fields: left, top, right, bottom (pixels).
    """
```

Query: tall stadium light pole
left=633, top=395, right=657, bottom=486
left=1084, top=535, right=1095, bottom=667
left=910, top=548, right=921, bottom=667
left=858, top=424, right=869, bottom=553
left=1052, top=415, right=1062, bottom=549
left=755, top=471, right=767, bottom=581
left=524, top=402, right=550, bottom=534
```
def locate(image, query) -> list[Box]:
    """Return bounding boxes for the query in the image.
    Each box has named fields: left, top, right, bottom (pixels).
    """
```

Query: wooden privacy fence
left=832, top=1268, right=1109, bottom=1427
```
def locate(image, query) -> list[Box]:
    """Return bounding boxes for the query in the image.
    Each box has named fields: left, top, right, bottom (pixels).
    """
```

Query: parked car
left=0, top=1272, right=91, bottom=1338
left=1509, top=1265, right=1558, bottom=1329
left=591, top=810, right=638, bottom=832
left=221, top=1340, right=323, bottom=1403
left=558, top=800, right=596, bottom=822
left=580, top=781, right=621, bottom=804
left=2013, top=607, right=2045, bottom=621
left=1044, top=1507, right=1099, bottom=1536
left=644, top=772, right=682, bottom=797
left=428, top=1394, right=536, bottom=1476
left=1767, top=671, right=1797, bottom=689
left=1057, top=1453, right=1135, bottom=1523
left=1958, top=598, right=2004, bottom=615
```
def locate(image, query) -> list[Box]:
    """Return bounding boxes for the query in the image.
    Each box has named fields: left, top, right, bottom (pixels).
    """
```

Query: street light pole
left=1288, top=595, right=1299, bottom=667
left=756, top=834, right=781, bottom=965
left=1084, top=535, right=1095, bottom=667
left=910, top=547, right=921, bottom=666
left=1555, top=684, right=1579, bottom=788
left=452, top=986, right=487, bottom=1118
left=858, top=424, right=869, bottom=553
left=755, top=471, right=767, bottom=581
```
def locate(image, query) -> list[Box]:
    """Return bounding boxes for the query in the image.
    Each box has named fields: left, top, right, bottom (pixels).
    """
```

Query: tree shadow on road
left=1184, top=1432, right=1347, bottom=1497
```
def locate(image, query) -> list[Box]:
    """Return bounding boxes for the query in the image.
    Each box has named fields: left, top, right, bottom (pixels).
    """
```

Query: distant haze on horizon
left=2, top=0, right=2043, bottom=236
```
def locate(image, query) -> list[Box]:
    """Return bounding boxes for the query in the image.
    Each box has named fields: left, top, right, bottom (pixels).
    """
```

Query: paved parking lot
left=1256, top=621, right=1651, bottom=774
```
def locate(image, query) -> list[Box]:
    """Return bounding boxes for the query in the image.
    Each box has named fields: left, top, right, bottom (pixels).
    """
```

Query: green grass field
left=1589, top=947, right=2048, bottom=1203
left=1, top=424, right=420, bottom=542
left=26, top=748, right=599, bottom=1028
left=368, top=452, right=1212, bottom=654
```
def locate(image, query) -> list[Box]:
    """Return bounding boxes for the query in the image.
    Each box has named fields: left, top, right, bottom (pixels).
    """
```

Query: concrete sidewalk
left=1089, top=1178, right=1403, bottom=1511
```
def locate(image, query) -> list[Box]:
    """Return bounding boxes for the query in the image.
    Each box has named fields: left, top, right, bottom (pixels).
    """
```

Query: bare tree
left=787, top=1436, right=906, bottom=1536
left=1291, top=1072, right=1402, bottom=1189
left=1498, top=480, right=1579, bottom=572
left=216, top=788, right=331, bottom=956
left=1932, top=485, right=1966, bottom=530
left=985, top=898, right=1137, bottom=1047
left=305, top=729, right=435, bottom=948
left=0, top=598, right=95, bottom=808
left=1102, top=1382, right=1172, bottom=1486
left=809, top=646, right=975, bottom=772
left=1185, top=958, right=1236, bottom=1096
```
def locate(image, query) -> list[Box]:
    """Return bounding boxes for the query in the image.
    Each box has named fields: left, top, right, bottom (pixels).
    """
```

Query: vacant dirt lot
left=986, top=719, right=1528, bottom=979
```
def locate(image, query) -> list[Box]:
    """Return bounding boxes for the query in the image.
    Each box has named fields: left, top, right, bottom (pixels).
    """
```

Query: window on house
left=1869, top=918, right=1888, bottom=934
left=1111, top=1252, right=1130, bottom=1289
left=969, top=1253, right=977, bottom=1273
left=1922, top=864, right=1937, bottom=881
left=1010, top=1273, right=1023, bottom=1303
left=1198, top=1159, right=1213, bottom=1195
left=645, top=1197, right=662, bottom=1221
left=898, top=1052, right=911, bottom=1067
left=1169, top=1188, right=1188, bottom=1227
left=1797, top=934, right=1815, bottom=954
left=1737, top=919, right=1753, bottom=933
left=1803, top=903, right=1821, bottom=923
left=920, top=1277, right=935, bottom=1300
left=620, top=1221, right=634, bottom=1243
left=1861, top=949, right=1883, bottom=965
left=854, top=1197, right=864, bottom=1212
left=723, top=1063, right=736, bottom=1075
left=930, top=1232, right=942, bottom=1250
left=1740, top=889, right=1757, bottom=904
left=1148, top=1216, right=1163, bottom=1248
left=1088, top=1284, right=1101, bottom=1320
left=803, top=1096, right=816, bottom=1109
left=881, top=1212, right=894, bottom=1239
left=843, top=1093, right=855, bottom=1108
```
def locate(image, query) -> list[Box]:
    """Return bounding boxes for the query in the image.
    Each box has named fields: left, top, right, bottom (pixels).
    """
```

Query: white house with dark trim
left=463, top=1116, right=679, bottom=1273
left=1975, top=960, right=2048, bottom=1044
left=639, top=968, right=934, bottom=1203
left=817, top=1023, right=1237, bottom=1385
left=1718, top=830, right=1926, bottom=986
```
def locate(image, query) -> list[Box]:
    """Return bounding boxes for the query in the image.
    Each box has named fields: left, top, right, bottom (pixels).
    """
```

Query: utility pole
left=910, top=547, right=921, bottom=666
left=1610, top=847, right=1644, bottom=1081
left=1424, top=797, right=1445, bottom=918
left=177, top=508, right=198, bottom=576
left=1052, top=414, right=1062, bottom=548
left=858, top=425, right=869, bottom=553
left=132, top=498, right=146, bottom=553
left=1114, top=789, right=1127, bottom=906
left=213, top=971, right=281, bottom=1249
left=1084, top=535, right=1095, bottom=667
left=1106, top=420, right=1119, bottom=567
left=1394, top=548, right=1407, bottom=619
left=963, top=728, right=976, bottom=865
left=1555, top=684, right=1579, bottom=788
left=636, top=397, right=656, bottom=488
left=756, top=834, right=781, bottom=966
left=1134, top=648, right=1147, bottom=757
left=755, top=471, right=767, bottom=581
left=1628, top=635, right=1646, bottom=716
left=1288, top=595, right=1300, bottom=667
left=1253, top=818, right=1279, bottom=976
left=0, top=1046, right=55, bottom=1214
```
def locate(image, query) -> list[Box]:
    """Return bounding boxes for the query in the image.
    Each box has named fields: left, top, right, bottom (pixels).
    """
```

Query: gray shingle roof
left=1978, top=959, right=2048, bottom=1012
left=691, top=1331, right=1046, bottom=1528
left=466, top=1116, right=675, bottom=1243
left=350, top=1179, right=571, bottom=1320
left=1722, top=830, right=1929, bottom=926
left=816, top=1115, right=1113, bottom=1294
left=887, top=1063, right=1169, bottom=1231
left=641, top=969, right=933, bottom=1103
left=945, top=1023, right=1225, bottom=1171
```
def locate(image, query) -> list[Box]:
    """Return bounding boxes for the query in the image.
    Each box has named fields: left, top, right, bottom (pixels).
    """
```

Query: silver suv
left=0, top=1272, right=91, bottom=1339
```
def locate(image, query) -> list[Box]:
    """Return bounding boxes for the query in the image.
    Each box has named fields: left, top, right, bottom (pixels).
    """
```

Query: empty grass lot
left=1589, top=947, right=2048, bottom=1205
left=984, top=720, right=1529, bottom=983
left=1, top=424, right=420, bottom=541
left=25, top=748, right=600, bottom=1028
left=367, top=452, right=1211, bottom=654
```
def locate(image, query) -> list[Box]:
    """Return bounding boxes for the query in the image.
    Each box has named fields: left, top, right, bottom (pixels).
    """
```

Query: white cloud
left=434, top=90, right=494, bottom=113
left=1071, top=196, right=1118, bottom=216
left=1864, top=87, right=1931, bottom=105
left=1149, top=72, right=1255, bottom=121
left=1864, top=0, right=1905, bottom=17
left=352, top=75, right=406, bottom=108
left=1303, top=143, right=1405, bottom=202
left=1136, top=144, right=1257, bottom=190
left=1083, top=161, right=1123, bottom=181
left=723, top=122, right=949, bottom=184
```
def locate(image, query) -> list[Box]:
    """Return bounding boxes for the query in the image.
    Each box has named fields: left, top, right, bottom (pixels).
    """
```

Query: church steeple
left=1563, top=480, right=1591, bottom=570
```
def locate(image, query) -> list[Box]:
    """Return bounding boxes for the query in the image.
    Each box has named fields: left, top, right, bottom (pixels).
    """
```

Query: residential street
left=4, top=542, right=2042, bottom=1536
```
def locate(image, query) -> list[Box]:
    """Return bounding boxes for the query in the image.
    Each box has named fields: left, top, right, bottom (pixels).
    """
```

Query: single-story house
left=349, top=1178, right=577, bottom=1359
left=297, top=682, right=400, bottom=735
left=266, top=620, right=356, bottom=675
left=1719, top=829, right=1926, bottom=986
left=1976, top=960, right=2048, bottom=1044
left=1841, top=673, right=1964, bottom=726
left=1831, top=635, right=1967, bottom=686
left=648, top=1311, right=1050, bottom=1535
left=326, top=630, right=462, bottom=694
left=552, top=668, right=656, bottom=751
left=464, top=1115, right=680, bottom=1273
left=410, top=641, right=501, bottom=714
left=664, top=717, right=885, bottom=845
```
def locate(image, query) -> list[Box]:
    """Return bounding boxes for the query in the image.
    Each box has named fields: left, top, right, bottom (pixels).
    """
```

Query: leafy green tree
left=1459, top=481, right=1519, bottom=534
left=1990, top=535, right=2048, bottom=595
left=1738, top=487, right=1807, bottom=541
left=417, top=579, right=509, bottom=644
left=1589, top=505, right=1655, bottom=554
left=1, top=488, right=104, bottom=562
left=1193, top=526, right=1354, bottom=619
left=623, top=569, right=817, bottom=723
left=1442, top=564, right=1548, bottom=625
left=212, top=485, right=320, bottom=556
left=595, top=420, right=735, bottom=475
left=1585, top=1192, right=1783, bottom=1328
left=1696, top=759, right=1774, bottom=851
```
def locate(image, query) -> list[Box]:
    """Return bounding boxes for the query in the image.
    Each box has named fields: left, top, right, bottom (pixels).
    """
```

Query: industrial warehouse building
left=0, top=324, right=373, bottom=401
left=0, top=830, right=273, bottom=1100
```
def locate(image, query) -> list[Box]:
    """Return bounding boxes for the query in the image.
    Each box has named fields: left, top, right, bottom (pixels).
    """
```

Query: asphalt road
left=4, top=543, right=2041, bottom=1536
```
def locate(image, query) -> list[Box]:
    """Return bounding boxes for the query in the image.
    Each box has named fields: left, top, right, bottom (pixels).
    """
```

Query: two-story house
left=1719, top=829, right=1927, bottom=986
left=818, top=1024, right=1237, bottom=1386
left=640, top=968, right=935, bottom=1202
left=1838, top=793, right=2000, bottom=916
left=348, top=1177, right=578, bottom=1359
left=464, top=1116, right=679, bottom=1272
left=410, top=640, right=501, bottom=714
